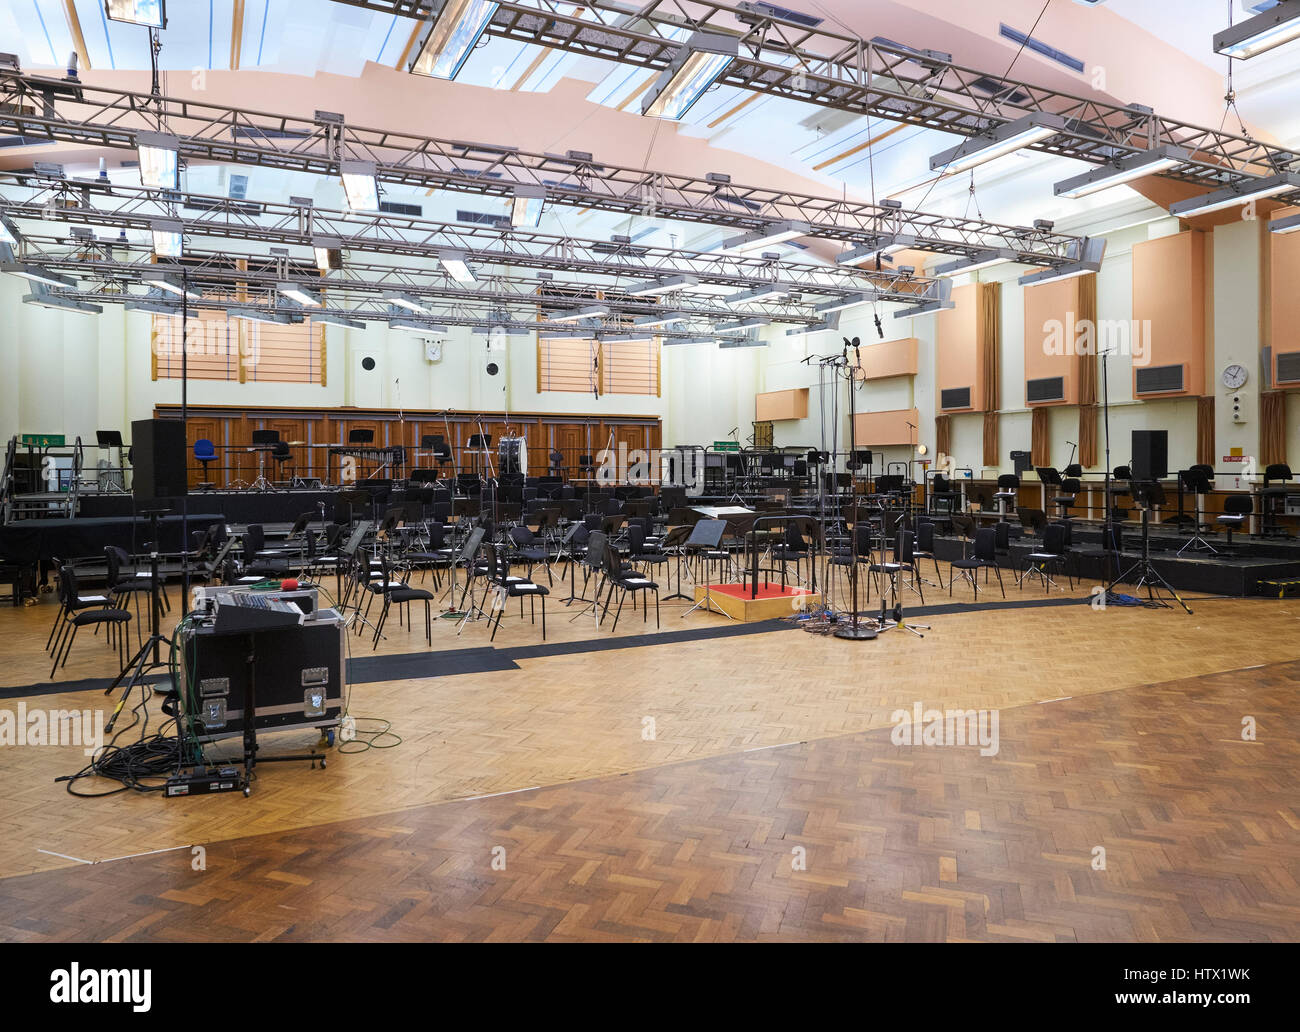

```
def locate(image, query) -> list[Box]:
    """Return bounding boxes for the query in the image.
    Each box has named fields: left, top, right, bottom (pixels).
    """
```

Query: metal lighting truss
left=324, top=0, right=1300, bottom=197
left=0, top=70, right=1090, bottom=267
left=0, top=175, right=937, bottom=304
left=10, top=233, right=951, bottom=336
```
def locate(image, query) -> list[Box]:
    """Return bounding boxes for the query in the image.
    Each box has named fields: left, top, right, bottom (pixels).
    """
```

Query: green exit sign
left=21, top=434, right=65, bottom=447
left=712, top=441, right=740, bottom=453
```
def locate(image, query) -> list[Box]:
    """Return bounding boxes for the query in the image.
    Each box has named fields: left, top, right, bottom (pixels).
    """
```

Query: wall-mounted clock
left=1221, top=364, right=1248, bottom=391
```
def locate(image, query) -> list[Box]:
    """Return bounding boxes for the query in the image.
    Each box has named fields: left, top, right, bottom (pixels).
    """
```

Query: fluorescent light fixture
left=4, top=264, right=76, bottom=288
left=1270, top=212, right=1300, bottom=234
left=663, top=336, right=714, bottom=346
left=549, top=304, right=608, bottom=323
left=312, top=311, right=367, bottom=330
left=439, top=249, right=475, bottom=284
left=626, top=274, right=698, bottom=296
left=150, top=219, right=183, bottom=258
left=814, top=292, right=879, bottom=316
left=718, top=336, right=767, bottom=349
left=22, top=293, right=101, bottom=314
left=409, top=0, right=499, bottom=80
left=728, top=283, right=787, bottom=304
left=385, top=293, right=431, bottom=314
left=341, top=159, right=380, bottom=211
left=1055, top=145, right=1189, bottom=199
left=0, top=213, right=20, bottom=246
left=278, top=282, right=321, bottom=307
left=124, top=298, right=179, bottom=316
left=718, top=220, right=810, bottom=255
left=837, top=233, right=917, bottom=267
left=104, top=0, right=166, bottom=28
left=143, top=273, right=200, bottom=300
left=893, top=299, right=954, bottom=320
left=934, top=248, right=1017, bottom=277
left=390, top=317, right=450, bottom=333
left=716, top=318, right=768, bottom=334
left=510, top=184, right=545, bottom=227
left=135, top=131, right=179, bottom=189
left=634, top=312, right=686, bottom=329
left=312, top=236, right=343, bottom=272
left=230, top=308, right=297, bottom=326
left=1169, top=172, right=1300, bottom=218
left=929, top=112, right=1065, bottom=174
left=643, top=32, right=739, bottom=120
left=1018, top=238, right=1106, bottom=286
left=1213, top=0, right=1300, bottom=59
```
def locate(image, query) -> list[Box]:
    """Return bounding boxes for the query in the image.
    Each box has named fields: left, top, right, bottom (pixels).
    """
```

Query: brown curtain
left=1196, top=396, right=1216, bottom=467
left=1079, top=405, right=1098, bottom=468
left=1261, top=391, right=1287, bottom=467
left=1077, top=274, right=1098, bottom=467
left=935, top=414, right=952, bottom=459
left=979, top=282, right=1001, bottom=466
left=1031, top=406, right=1050, bottom=467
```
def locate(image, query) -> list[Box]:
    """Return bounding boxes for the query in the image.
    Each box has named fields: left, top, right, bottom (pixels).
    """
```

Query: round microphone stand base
left=834, top=620, right=878, bottom=640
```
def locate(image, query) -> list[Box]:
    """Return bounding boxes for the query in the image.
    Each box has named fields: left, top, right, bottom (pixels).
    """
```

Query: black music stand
left=1177, top=467, right=1217, bottom=555
left=1107, top=481, right=1192, bottom=614
left=660, top=524, right=693, bottom=602
left=348, top=428, right=375, bottom=444
left=681, top=519, right=730, bottom=619
left=249, top=429, right=280, bottom=492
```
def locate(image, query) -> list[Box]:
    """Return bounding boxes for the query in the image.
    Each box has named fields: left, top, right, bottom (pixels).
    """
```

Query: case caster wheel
left=243, top=786, right=251, bottom=797
left=325, top=729, right=335, bottom=747
left=319, top=758, right=327, bottom=770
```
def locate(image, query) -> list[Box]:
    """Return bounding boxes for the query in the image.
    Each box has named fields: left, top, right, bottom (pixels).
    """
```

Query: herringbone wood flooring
left=1, top=558, right=1298, bottom=941
left=1, top=658, right=1297, bottom=942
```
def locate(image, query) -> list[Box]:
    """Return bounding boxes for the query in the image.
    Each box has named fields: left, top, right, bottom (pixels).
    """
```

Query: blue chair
left=194, top=438, right=217, bottom=488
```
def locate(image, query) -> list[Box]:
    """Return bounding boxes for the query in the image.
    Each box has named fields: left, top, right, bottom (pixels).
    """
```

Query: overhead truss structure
left=0, top=70, right=1091, bottom=267
left=0, top=175, right=939, bottom=305
left=328, top=0, right=1300, bottom=196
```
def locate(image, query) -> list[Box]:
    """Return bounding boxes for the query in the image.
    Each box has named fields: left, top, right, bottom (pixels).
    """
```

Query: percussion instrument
left=498, top=435, right=528, bottom=477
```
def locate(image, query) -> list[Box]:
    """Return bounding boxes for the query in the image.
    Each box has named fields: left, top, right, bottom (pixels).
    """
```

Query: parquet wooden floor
left=1, top=658, right=1297, bottom=942
left=1, top=558, right=1298, bottom=940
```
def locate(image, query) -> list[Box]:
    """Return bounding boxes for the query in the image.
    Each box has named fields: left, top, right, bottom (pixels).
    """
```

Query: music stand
left=348, top=428, right=375, bottom=444
left=249, top=430, right=279, bottom=492
left=660, top=524, right=693, bottom=602
left=1177, top=468, right=1217, bottom=556
left=1107, top=481, right=1192, bottom=614
left=681, top=519, right=730, bottom=619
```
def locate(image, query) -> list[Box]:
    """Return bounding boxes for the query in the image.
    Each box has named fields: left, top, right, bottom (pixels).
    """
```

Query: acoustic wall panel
left=854, top=337, right=919, bottom=381
left=1270, top=224, right=1300, bottom=389
left=853, top=407, right=920, bottom=447
left=1023, top=275, right=1082, bottom=406
left=935, top=284, right=982, bottom=413
left=1132, top=230, right=1206, bottom=398
left=755, top=388, right=809, bottom=421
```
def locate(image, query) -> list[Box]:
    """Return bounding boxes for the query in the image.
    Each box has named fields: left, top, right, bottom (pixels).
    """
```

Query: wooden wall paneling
left=1131, top=230, right=1207, bottom=398
left=936, top=284, right=984, bottom=414
left=185, top=417, right=223, bottom=489
left=1023, top=276, right=1082, bottom=406
left=853, top=408, right=920, bottom=447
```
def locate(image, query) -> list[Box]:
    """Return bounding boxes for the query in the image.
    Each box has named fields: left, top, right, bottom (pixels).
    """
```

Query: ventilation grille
left=1277, top=351, right=1300, bottom=385
left=1135, top=364, right=1185, bottom=395
left=381, top=200, right=424, bottom=217
left=940, top=386, right=972, bottom=410
left=999, top=24, right=1085, bottom=73
left=1026, top=376, right=1065, bottom=403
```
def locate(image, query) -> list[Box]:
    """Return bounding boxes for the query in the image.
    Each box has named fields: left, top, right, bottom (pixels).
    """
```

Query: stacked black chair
left=483, top=542, right=548, bottom=641
left=371, top=556, right=435, bottom=649
left=49, top=565, right=131, bottom=678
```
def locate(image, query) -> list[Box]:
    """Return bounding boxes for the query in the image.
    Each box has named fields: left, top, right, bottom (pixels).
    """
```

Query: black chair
left=508, top=525, right=552, bottom=585
left=371, top=556, right=434, bottom=649
left=50, top=565, right=131, bottom=677
left=1217, top=495, right=1253, bottom=552
left=1053, top=478, right=1081, bottom=519
left=626, top=523, right=669, bottom=578
left=912, top=520, right=944, bottom=589
left=45, top=559, right=111, bottom=654
left=771, top=522, right=809, bottom=584
left=1019, top=522, right=1072, bottom=593
left=483, top=542, right=548, bottom=641
left=868, top=529, right=924, bottom=604
left=1261, top=464, right=1293, bottom=539
left=104, top=546, right=156, bottom=649
left=271, top=440, right=294, bottom=482
left=950, top=527, right=1005, bottom=600
left=994, top=474, right=1020, bottom=520
left=598, top=533, right=659, bottom=631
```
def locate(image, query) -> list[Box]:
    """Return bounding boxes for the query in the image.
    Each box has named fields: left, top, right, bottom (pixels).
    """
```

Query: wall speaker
left=131, top=418, right=188, bottom=500
left=1131, top=429, right=1168, bottom=481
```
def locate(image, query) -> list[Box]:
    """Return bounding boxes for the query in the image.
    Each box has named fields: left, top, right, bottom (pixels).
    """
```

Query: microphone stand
left=834, top=345, right=876, bottom=640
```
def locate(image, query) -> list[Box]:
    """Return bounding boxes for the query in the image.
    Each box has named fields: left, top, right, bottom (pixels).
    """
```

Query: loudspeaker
left=131, top=418, right=188, bottom=500
left=1131, top=430, right=1168, bottom=481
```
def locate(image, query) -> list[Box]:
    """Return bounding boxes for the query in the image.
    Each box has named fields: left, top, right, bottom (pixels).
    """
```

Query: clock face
left=1222, top=364, right=1248, bottom=390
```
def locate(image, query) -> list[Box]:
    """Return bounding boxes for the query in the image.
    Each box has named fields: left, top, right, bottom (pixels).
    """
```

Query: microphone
left=874, top=313, right=884, bottom=339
